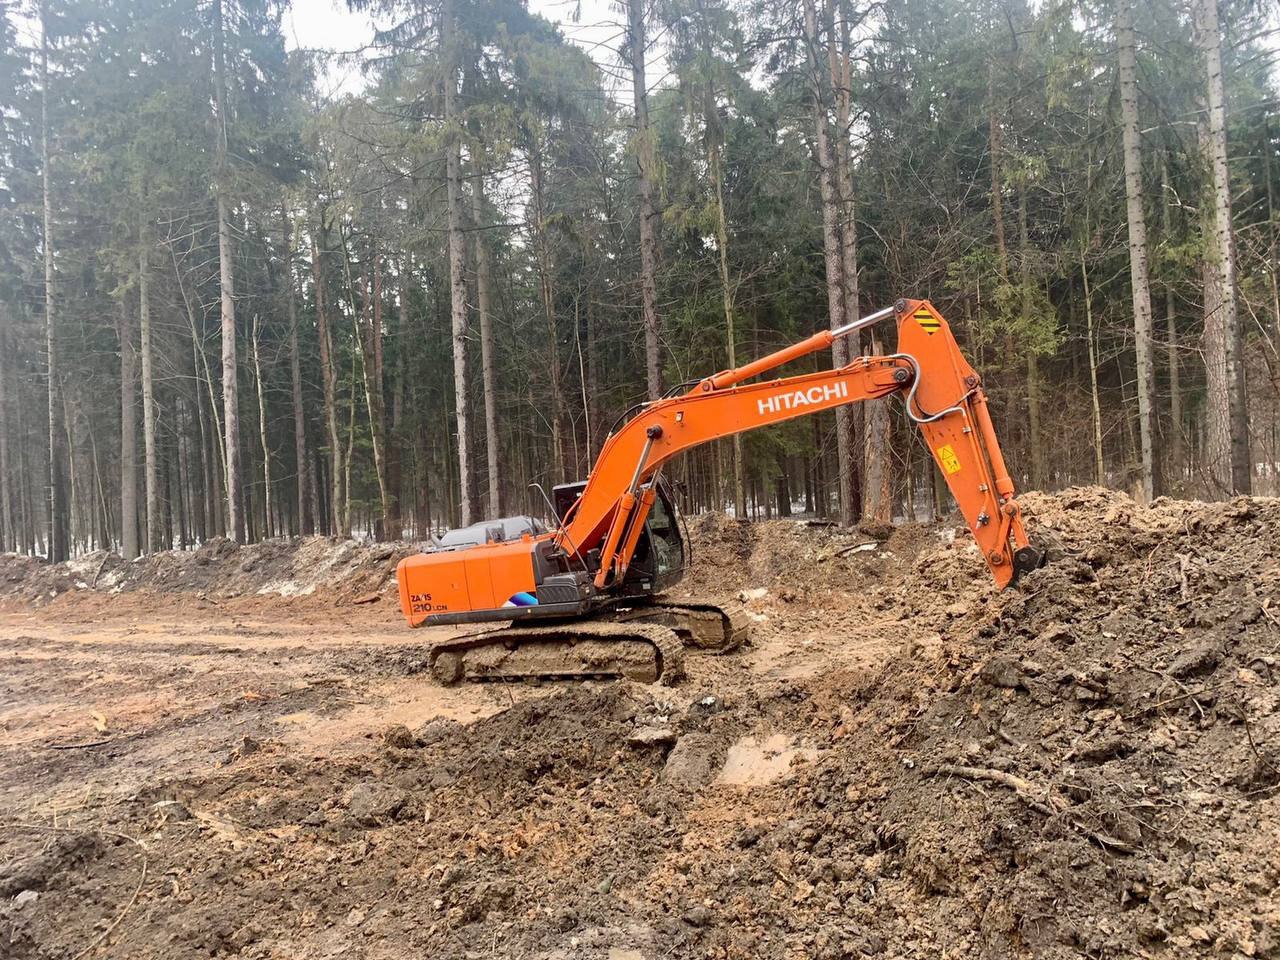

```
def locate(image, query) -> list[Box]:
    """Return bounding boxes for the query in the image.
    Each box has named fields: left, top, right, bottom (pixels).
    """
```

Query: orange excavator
left=397, top=298, right=1041, bottom=683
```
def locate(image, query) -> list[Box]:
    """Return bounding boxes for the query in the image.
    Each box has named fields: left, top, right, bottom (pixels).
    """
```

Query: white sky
left=283, top=0, right=642, bottom=102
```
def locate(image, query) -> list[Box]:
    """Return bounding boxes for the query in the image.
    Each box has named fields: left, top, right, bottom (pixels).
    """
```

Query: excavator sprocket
left=610, top=598, right=750, bottom=653
left=428, top=620, right=686, bottom=686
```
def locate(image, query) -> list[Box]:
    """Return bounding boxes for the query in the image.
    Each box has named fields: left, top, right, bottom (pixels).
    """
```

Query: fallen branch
left=820, top=542, right=879, bottom=562
left=934, top=763, right=1063, bottom=814
left=1176, top=553, right=1191, bottom=601
left=1239, top=706, right=1280, bottom=778
left=1261, top=599, right=1280, bottom=631
left=931, top=763, right=1136, bottom=854
left=45, top=739, right=114, bottom=751
left=90, top=554, right=111, bottom=588
left=1121, top=687, right=1206, bottom=721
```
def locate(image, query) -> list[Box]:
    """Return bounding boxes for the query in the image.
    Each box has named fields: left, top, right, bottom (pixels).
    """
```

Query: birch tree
left=1116, top=0, right=1157, bottom=500
left=1195, top=0, right=1250, bottom=494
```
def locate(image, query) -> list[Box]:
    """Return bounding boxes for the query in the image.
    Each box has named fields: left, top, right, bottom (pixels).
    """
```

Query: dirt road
left=3, top=490, right=1278, bottom=959
left=0, top=524, right=912, bottom=960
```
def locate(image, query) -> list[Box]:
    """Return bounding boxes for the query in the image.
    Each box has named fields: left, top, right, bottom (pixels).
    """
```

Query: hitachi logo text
left=757, top=381, right=849, bottom=416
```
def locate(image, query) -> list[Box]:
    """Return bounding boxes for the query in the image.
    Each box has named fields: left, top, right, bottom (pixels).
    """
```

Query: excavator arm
left=560, top=298, right=1040, bottom=590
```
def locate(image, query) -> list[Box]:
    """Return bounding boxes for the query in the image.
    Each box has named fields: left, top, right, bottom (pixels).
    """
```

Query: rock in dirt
left=683, top=905, right=712, bottom=927
left=661, top=733, right=718, bottom=791
left=152, top=799, right=193, bottom=822
left=12, top=889, right=38, bottom=908
left=381, top=724, right=417, bottom=749
left=1166, top=641, right=1224, bottom=679
left=346, top=783, right=412, bottom=824
left=552, top=908, right=578, bottom=932
left=0, top=833, right=102, bottom=897
left=416, top=718, right=462, bottom=746
left=691, top=695, right=725, bottom=717
left=979, top=656, right=1026, bottom=690
left=856, top=519, right=894, bottom=542
left=627, top=726, right=677, bottom=748
left=229, top=735, right=260, bottom=761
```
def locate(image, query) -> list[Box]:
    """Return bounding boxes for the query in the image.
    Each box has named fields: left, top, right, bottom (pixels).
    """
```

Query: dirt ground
left=1, top=488, right=1278, bottom=959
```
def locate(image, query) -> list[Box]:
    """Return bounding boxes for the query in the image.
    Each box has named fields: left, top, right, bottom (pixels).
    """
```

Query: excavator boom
left=397, top=298, right=1040, bottom=683
left=558, top=298, right=1036, bottom=590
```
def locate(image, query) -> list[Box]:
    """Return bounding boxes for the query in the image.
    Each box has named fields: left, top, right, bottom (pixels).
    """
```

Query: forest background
left=0, top=0, right=1275, bottom=559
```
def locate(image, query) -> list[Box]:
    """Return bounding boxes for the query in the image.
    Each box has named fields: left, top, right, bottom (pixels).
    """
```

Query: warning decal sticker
left=936, top=444, right=962, bottom=474
left=914, top=309, right=941, bottom=335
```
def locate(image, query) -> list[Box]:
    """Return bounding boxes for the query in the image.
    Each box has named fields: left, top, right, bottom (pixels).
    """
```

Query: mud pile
left=0, top=536, right=414, bottom=606
left=683, top=511, right=956, bottom=598
left=672, top=487, right=1280, bottom=958
left=3, top=488, right=1278, bottom=959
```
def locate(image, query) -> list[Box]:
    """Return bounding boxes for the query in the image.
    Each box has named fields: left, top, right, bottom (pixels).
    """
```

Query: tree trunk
left=803, top=0, right=858, bottom=523
left=342, top=345, right=356, bottom=533
left=987, top=65, right=1008, bottom=276
left=351, top=238, right=392, bottom=539
left=1161, top=156, right=1184, bottom=478
left=628, top=0, right=662, bottom=400
left=251, top=313, right=273, bottom=539
left=1017, top=185, right=1045, bottom=489
left=139, top=216, right=162, bottom=551
left=798, top=0, right=849, bottom=519
left=386, top=262, right=406, bottom=537
left=61, top=379, right=78, bottom=554
left=1195, top=0, right=1250, bottom=494
left=311, top=224, right=344, bottom=535
left=528, top=136, right=566, bottom=485
left=443, top=0, right=473, bottom=525
left=586, top=297, right=600, bottom=456
left=1081, top=252, right=1106, bottom=485
left=89, top=425, right=110, bottom=550
left=1116, top=0, right=1158, bottom=501
left=0, top=313, right=11, bottom=552
left=212, top=0, right=241, bottom=539
left=471, top=179, right=502, bottom=518
left=830, top=0, right=863, bottom=524
left=175, top=253, right=222, bottom=538
left=282, top=206, right=311, bottom=535
left=40, top=0, right=67, bottom=562
left=216, top=195, right=241, bottom=539
left=709, top=142, right=746, bottom=519
left=863, top=336, right=893, bottom=521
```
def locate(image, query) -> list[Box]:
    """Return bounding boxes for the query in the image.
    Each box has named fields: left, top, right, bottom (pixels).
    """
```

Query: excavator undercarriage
left=425, top=597, right=748, bottom=684
left=399, top=298, right=1042, bottom=685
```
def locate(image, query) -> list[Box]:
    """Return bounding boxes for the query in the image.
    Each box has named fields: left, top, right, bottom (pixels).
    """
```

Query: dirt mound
left=666, top=487, right=1280, bottom=958
left=4, top=487, right=1278, bottom=958
left=0, top=537, right=414, bottom=607
left=683, top=512, right=960, bottom=597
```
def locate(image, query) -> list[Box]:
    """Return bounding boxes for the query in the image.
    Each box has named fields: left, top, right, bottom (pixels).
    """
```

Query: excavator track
left=428, top=620, right=686, bottom=686
left=610, top=598, right=750, bottom=653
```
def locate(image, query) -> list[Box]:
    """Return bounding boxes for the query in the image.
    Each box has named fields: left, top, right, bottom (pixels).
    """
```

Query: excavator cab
left=552, top=477, right=686, bottom=594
